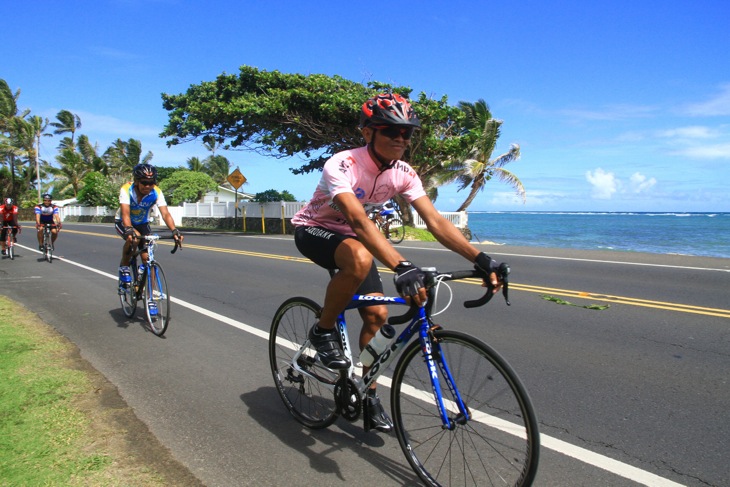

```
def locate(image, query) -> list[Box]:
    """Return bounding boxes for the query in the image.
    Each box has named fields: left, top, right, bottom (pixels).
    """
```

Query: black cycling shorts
left=114, top=221, right=151, bottom=249
left=294, top=225, right=383, bottom=295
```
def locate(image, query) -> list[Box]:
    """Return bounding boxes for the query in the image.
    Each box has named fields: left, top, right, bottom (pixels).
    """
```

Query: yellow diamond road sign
left=227, top=168, right=246, bottom=189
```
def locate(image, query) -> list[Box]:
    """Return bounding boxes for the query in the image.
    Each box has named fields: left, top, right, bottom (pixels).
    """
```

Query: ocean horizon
left=465, top=211, right=730, bottom=259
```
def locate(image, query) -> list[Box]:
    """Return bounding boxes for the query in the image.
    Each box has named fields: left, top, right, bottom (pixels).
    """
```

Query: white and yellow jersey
left=114, top=182, right=168, bottom=225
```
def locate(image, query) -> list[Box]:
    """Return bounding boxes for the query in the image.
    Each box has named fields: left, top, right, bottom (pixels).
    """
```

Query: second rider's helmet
left=133, top=163, right=157, bottom=181
left=4, top=197, right=13, bottom=207
left=42, top=193, right=52, bottom=201
left=359, top=93, right=421, bottom=129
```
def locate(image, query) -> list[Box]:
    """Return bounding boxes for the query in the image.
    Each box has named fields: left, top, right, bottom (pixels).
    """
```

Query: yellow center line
left=64, top=229, right=730, bottom=319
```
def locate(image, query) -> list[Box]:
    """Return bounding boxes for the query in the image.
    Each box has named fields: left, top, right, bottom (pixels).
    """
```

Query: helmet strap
left=367, top=131, right=396, bottom=170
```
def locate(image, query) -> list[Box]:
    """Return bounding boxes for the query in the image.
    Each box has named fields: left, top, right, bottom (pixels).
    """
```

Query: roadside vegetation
left=0, top=296, right=195, bottom=486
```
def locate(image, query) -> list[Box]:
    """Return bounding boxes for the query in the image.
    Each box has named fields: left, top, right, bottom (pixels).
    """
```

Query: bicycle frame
left=290, top=290, right=469, bottom=430
left=130, top=235, right=160, bottom=297
left=3, top=225, right=17, bottom=249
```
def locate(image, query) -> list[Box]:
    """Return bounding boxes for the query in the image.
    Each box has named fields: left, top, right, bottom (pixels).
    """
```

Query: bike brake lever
left=464, top=262, right=511, bottom=308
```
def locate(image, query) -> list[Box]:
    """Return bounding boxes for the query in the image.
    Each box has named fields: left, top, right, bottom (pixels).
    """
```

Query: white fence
left=60, top=202, right=467, bottom=229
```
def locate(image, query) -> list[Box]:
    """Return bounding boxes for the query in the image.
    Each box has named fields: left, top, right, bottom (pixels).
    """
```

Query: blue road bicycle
left=269, top=263, right=540, bottom=486
left=119, top=234, right=180, bottom=337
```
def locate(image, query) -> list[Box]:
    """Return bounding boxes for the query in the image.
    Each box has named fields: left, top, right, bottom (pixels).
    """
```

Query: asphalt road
left=1, top=222, right=728, bottom=487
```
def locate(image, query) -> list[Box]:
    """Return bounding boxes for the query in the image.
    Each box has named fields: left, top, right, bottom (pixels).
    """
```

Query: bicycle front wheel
left=392, top=330, right=539, bottom=487
left=269, top=297, right=339, bottom=429
left=386, top=218, right=405, bottom=244
left=45, top=239, right=53, bottom=263
left=8, top=243, right=14, bottom=260
left=145, top=262, right=170, bottom=337
left=119, top=259, right=138, bottom=318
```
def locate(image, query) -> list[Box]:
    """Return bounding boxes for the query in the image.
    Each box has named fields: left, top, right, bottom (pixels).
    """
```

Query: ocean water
left=466, top=212, right=730, bottom=259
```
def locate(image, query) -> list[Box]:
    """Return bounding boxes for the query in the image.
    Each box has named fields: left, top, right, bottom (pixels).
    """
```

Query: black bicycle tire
left=45, top=231, right=52, bottom=263
left=45, top=229, right=53, bottom=263
left=386, top=218, right=405, bottom=244
left=8, top=242, right=13, bottom=260
left=120, top=257, right=138, bottom=318
left=391, top=330, right=540, bottom=487
left=269, top=297, right=339, bottom=429
left=145, top=262, right=170, bottom=337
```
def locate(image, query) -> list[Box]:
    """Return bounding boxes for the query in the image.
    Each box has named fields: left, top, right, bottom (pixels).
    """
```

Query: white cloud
left=629, top=173, right=657, bottom=193
left=684, top=84, right=730, bottom=116
left=671, top=144, right=730, bottom=159
left=74, top=110, right=160, bottom=138
left=562, top=104, right=657, bottom=122
left=658, top=126, right=718, bottom=139
left=586, top=168, right=619, bottom=199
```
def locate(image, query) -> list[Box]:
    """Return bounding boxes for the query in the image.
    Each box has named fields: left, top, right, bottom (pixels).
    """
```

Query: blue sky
left=4, top=0, right=729, bottom=212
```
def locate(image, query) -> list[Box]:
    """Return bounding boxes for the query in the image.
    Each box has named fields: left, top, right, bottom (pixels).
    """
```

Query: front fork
left=419, top=325, right=470, bottom=429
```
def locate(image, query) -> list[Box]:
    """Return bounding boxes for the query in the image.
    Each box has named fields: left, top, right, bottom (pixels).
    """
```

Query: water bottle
left=138, top=264, right=145, bottom=276
left=360, top=324, right=396, bottom=367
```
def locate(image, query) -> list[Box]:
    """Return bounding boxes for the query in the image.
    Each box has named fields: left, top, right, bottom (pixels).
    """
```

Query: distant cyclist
left=35, top=194, right=62, bottom=251
left=115, top=164, right=183, bottom=290
left=370, top=199, right=397, bottom=225
left=1, top=197, right=21, bottom=255
left=291, top=93, right=503, bottom=433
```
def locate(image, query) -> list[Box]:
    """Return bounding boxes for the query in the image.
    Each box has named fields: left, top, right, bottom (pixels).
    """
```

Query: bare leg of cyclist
left=318, top=239, right=373, bottom=329
left=358, top=303, right=388, bottom=388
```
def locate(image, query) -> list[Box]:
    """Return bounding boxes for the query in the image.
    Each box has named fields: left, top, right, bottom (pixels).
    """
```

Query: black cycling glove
left=122, top=226, right=135, bottom=239
left=171, top=228, right=181, bottom=238
left=393, top=261, right=426, bottom=297
left=474, top=252, right=498, bottom=276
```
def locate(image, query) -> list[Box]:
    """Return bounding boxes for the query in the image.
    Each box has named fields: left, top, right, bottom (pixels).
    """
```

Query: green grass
left=0, top=296, right=166, bottom=486
left=403, top=226, right=437, bottom=242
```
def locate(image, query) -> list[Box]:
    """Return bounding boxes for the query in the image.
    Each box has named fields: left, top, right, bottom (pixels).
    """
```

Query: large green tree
left=157, top=170, right=216, bottom=206
left=77, top=171, right=118, bottom=208
left=160, top=66, right=483, bottom=219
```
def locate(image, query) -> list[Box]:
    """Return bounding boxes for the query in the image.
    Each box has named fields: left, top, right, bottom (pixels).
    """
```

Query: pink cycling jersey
left=292, top=146, right=426, bottom=236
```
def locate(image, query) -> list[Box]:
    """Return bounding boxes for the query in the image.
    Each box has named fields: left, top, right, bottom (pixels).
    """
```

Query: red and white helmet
left=360, top=93, right=421, bottom=129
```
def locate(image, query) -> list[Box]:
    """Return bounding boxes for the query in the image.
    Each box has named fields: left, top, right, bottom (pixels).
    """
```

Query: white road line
left=38, top=247, right=687, bottom=487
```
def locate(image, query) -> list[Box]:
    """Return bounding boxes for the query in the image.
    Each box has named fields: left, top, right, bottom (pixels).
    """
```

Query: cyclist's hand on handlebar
left=394, top=261, right=427, bottom=307
left=122, top=226, right=135, bottom=243
left=475, top=252, right=503, bottom=294
left=171, top=228, right=183, bottom=244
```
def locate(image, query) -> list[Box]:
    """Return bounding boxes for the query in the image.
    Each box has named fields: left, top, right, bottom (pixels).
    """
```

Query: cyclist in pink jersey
left=292, top=93, right=503, bottom=433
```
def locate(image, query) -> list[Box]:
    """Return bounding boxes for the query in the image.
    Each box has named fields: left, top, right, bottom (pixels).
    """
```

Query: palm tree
left=203, top=154, right=231, bottom=185
left=77, top=135, right=107, bottom=174
left=28, top=115, right=52, bottom=202
left=50, top=109, right=82, bottom=149
left=0, top=79, right=31, bottom=200
left=453, top=100, right=524, bottom=212
left=50, top=148, right=87, bottom=197
left=186, top=156, right=205, bottom=172
left=103, top=138, right=153, bottom=175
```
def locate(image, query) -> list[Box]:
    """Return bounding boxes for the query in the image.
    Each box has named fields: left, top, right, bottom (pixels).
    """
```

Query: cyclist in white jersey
left=114, top=164, right=182, bottom=289
left=292, top=93, right=503, bottom=432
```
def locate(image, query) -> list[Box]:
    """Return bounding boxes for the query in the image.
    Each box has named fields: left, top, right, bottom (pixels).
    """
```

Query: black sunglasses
left=376, top=126, right=415, bottom=140
left=138, top=180, right=156, bottom=186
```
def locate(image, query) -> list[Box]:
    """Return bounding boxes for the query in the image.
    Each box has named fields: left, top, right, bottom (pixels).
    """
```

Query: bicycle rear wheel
left=386, top=218, right=405, bottom=244
left=144, top=262, right=170, bottom=337
left=269, top=297, right=338, bottom=429
left=391, top=330, right=539, bottom=487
